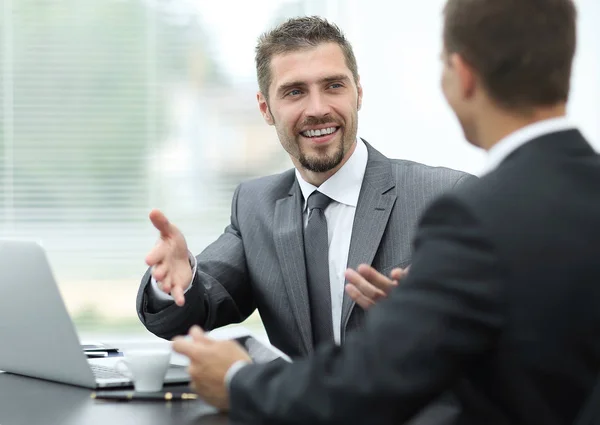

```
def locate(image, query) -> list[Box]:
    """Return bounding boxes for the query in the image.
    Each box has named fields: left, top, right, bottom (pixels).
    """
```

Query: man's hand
left=344, top=264, right=408, bottom=309
left=172, top=326, right=252, bottom=411
left=145, top=209, right=192, bottom=306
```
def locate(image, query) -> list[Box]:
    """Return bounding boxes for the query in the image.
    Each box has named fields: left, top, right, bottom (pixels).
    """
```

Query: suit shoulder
left=236, top=168, right=296, bottom=199
left=444, top=166, right=520, bottom=222
left=388, top=158, right=476, bottom=189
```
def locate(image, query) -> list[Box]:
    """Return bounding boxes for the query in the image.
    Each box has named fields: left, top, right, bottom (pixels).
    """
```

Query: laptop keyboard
left=90, top=364, right=128, bottom=380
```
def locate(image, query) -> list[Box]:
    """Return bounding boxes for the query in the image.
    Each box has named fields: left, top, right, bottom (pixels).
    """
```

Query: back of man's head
left=255, top=16, right=358, bottom=100
left=443, top=0, right=577, bottom=111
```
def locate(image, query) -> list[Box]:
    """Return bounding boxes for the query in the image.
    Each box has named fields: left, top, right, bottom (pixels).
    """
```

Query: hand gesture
left=145, top=209, right=193, bottom=306
left=345, top=264, right=409, bottom=309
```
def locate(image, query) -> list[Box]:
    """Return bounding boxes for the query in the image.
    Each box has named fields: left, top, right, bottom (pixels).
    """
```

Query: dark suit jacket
left=228, top=130, right=600, bottom=425
left=136, top=141, right=471, bottom=359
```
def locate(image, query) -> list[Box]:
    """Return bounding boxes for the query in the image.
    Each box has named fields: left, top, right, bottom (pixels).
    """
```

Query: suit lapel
left=341, top=142, right=397, bottom=334
left=273, top=180, right=313, bottom=354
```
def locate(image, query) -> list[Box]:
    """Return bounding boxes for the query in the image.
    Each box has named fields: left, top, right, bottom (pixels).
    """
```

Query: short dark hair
left=255, top=16, right=358, bottom=99
left=443, top=0, right=577, bottom=110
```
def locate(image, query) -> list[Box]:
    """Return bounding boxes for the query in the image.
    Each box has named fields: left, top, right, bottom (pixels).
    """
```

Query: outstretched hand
left=145, top=209, right=192, bottom=306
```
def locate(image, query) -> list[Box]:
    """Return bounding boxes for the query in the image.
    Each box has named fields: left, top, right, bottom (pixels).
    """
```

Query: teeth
left=301, top=127, right=337, bottom=138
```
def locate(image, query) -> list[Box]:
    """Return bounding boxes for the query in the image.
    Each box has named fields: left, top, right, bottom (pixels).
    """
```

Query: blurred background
left=0, top=0, right=598, bottom=340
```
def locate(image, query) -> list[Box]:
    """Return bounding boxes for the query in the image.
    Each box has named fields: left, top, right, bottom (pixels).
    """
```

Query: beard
left=288, top=115, right=350, bottom=173
left=297, top=137, right=345, bottom=172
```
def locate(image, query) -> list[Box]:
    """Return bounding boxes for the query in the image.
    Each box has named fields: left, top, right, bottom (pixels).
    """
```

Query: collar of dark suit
left=491, top=129, right=594, bottom=171
left=484, top=117, right=575, bottom=174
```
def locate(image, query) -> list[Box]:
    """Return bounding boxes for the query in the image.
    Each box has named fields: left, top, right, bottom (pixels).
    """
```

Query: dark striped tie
left=304, top=191, right=334, bottom=347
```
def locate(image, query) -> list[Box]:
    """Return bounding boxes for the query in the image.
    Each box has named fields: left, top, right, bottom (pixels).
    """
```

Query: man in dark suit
left=137, top=17, right=471, bottom=361
left=172, top=1, right=600, bottom=424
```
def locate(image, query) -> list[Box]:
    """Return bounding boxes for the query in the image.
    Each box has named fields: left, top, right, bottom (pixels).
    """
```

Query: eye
left=286, top=89, right=302, bottom=97
left=329, top=83, right=343, bottom=89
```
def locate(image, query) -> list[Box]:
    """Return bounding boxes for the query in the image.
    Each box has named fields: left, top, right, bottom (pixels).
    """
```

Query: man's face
left=258, top=43, right=362, bottom=173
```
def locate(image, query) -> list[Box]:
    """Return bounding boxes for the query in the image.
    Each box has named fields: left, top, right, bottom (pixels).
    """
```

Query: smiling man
left=137, top=17, right=472, bottom=397
left=260, top=42, right=360, bottom=184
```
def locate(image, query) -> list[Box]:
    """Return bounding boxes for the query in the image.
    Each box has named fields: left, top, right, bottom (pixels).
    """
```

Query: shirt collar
left=295, top=138, right=368, bottom=211
left=483, top=116, right=574, bottom=174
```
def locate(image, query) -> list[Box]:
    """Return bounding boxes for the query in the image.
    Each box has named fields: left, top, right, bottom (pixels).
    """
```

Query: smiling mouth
left=300, top=126, right=340, bottom=138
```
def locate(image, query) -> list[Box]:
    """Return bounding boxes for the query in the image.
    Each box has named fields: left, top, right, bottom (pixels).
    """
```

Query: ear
left=451, top=53, right=476, bottom=100
left=356, top=76, right=363, bottom=111
left=257, top=92, right=275, bottom=125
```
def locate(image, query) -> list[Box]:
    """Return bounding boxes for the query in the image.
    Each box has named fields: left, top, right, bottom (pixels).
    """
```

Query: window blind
left=0, top=0, right=254, bottom=282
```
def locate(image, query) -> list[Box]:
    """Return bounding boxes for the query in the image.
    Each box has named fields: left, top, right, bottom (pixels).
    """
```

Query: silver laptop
left=0, top=239, right=189, bottom=389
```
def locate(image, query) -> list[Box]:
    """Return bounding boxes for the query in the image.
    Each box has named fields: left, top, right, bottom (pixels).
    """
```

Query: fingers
left=149, top=209, right=172, bottom=238
left=356, top=264, right=398, bottom=294
left=172, top=327, right=208, bottom=354
left=390, top=267, right=408, bottom=281
left=172, top=337, right=198, bottom=358
left=152, top=262, right=168, bottom=282
left=189, top=325, right=207, bottom=341
left=345, top=268, right=387, bottom=300
left=149, top=252, right=192, bottom=306
left=345, top=283, right=375, bottom=310
left=146, top=242, right=169, bottom=266
left=171, top=327, right=210, bottom=359
left=169, top=260, right=195, bottom=305
left=153, top=271, right=186, bottom=306
left=171, top=285, right=186, bottom=307
left=344, top=264, right=405, bottom=310
left=161, top=275, right=173, bottom=294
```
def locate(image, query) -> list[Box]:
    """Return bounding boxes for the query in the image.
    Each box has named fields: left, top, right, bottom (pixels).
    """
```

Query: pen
left=86, top=351, right=109, bottom=357
left=91, top=391, right=199, bottom=401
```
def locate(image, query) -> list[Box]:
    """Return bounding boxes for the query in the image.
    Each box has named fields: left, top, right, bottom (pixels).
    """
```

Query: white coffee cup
left=115, top=349, right=171, bottom=392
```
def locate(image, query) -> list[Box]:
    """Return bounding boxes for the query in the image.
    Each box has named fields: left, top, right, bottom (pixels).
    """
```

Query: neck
left=475, top=103, right=567, bottom=151
left=294, top=141, right=357, bottom=187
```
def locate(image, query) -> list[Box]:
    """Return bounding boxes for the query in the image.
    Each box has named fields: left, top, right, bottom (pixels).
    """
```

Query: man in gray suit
left=136, top=16, right=472, bottom=359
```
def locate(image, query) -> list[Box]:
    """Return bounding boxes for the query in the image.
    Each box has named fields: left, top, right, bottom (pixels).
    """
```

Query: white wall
left=329, top=0, right=600, bottom=175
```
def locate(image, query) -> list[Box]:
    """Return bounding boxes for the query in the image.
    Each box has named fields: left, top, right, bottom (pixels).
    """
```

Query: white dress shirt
left=149, top=138, right=368, bottom=346
left=294, top=138, right=368, bottom=345
left=482, top=116, right=574, bottom=175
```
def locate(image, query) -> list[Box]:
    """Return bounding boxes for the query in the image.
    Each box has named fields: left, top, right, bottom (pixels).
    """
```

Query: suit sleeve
left=229, top=194, right=507, bottom=425
left=136, top=184, right=255, bottom=340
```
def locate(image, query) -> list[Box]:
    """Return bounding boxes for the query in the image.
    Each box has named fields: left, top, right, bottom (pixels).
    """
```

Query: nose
left=304, top=91, right=332, bottom=119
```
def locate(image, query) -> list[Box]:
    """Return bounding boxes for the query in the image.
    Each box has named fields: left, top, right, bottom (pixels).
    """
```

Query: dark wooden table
left=0, top=372, right=230, bottom=425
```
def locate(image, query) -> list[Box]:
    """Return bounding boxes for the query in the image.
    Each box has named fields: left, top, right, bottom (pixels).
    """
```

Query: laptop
left=0, top=239, right=190, bottom=389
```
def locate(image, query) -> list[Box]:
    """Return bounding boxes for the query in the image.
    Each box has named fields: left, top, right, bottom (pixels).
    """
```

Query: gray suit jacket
left=136, top=141, right=473, bottom=358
